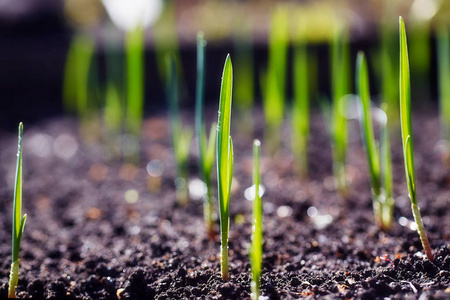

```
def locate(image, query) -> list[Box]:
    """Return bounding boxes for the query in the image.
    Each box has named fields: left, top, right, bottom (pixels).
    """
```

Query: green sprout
left=195, top=33, right=217, bottom=239
left=437, top=25, right=450, bottom=164
left=356, top=51, right=394, bottom=230
left=249, top=139, right=263, bottom=300
left=330, top=26, right=350, bottom=193
left=8, top=123, right=27, bottom=299
left=292, top=35, right=310, bottom=178
left=263, top=7, right=289, bottom=155
left=167, top=56, right=193, bottom=206
left=399, top=16, right=433, bottom=260
left=216, top=54, right=234, bottom=280
left=125, top=25, right=145, bottom=139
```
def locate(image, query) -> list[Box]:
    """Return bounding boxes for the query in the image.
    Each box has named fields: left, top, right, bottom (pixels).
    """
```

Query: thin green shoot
left=167, top=55, right=193, bottom=206
left=356, top=51, right=394, bottom=230
left=195, top=32, right=217, bottom=239
left=8, top=123, right=27, bottom=299
left=125, top=25, right=145, bottom=138
left=437, top=26, right=450, bottom=164
left=330, top=26, right=350, bottom=193
left=399, top=17, right=433, bottom=260
left=292, top=37, right=310, bottom=178
left=263, top=7, right=289, bottom=155
left=250, top=139, right=263, bottom=300
left=216, top=54, right=234, bottom=281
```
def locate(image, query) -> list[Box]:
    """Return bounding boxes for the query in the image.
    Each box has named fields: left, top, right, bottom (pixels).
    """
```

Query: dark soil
left=0, top=107, right=449, bottom=299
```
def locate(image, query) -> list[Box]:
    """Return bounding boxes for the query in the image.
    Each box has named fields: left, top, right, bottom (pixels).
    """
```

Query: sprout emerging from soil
left=250, top=139, right=263, bottom=300
left=330, top=26, right=350, bottom=193
left=216, top=55, right=234, bottom=280
left=8, top=123, right=27, bottom=298
left=167, top=56, right=193, bottom=206
left=195, top=32, right=217, bottom=239
left=399, top=16, right=433, bottom=260
left=356, top=51, right=394, bottom=230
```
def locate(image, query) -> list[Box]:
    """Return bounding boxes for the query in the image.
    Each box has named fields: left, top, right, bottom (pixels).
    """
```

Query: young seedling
left=8, top=123, right=27, bottom=298
left=195, top=32, right=217, bottom=239
left=330, top=26, right=350, bottom=193
left=356, top=51, right=394, bottom=230
left=437, top=26, right=450, bottom=164
left=249, top=139, right=263, bottom=300
left=399, top=17, right=433, bottom=260
left=216, top=55, right=234, bottom=280
left=292, top=35, right=310, bottom=178
left=167, top=56, right=193, bottom=206
left=263, top=7, right=289, bottom=155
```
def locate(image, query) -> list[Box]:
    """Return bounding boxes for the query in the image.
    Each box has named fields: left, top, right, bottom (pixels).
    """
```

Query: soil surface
left=0, top=107, right=449, bottom=299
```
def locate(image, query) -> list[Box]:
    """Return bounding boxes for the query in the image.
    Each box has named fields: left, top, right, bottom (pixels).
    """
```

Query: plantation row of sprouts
left=9, top=14, right=447, bottom=298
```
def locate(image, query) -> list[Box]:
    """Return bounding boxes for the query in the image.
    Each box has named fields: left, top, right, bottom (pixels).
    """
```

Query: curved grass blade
left=399, top=16, right=433, bottom=260
left=8, top=123, right=27, bottom=298
left=216, top=54, right=233, bottom=280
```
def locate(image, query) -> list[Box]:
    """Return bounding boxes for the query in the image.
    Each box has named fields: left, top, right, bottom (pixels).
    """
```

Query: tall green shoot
left=357, top=52, right=394, bottom=230
left=125, top=25, right=145, bottom=139
left=399, top=17, right=433, bottom=260
left=8, top=123, right=27, bottom=299
left=167, top=56, right=193, bottom=206
left=292, top=33, right=309, bottom=178
left=437, top=26, right=450, bottom=164
left=216, top=55, right=234, bottom=280
left=250, top=139, right=263, bottom=300
left=195, top=33, right=217, bottom=239
left=331, top=26, right=350, bottom=193
left=263, top=7, right=289, bottom=155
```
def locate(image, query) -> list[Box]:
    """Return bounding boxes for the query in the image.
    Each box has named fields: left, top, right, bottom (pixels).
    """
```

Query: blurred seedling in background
left=8, top=123, right=27, bottom=299
left=216, top=55, right=234, bottom=280
left=63, top=33, right=103, bottom=143
left=167, top=56, right=193, bottom=206
left=330, top=25, right=351, bottom=194
left=233, top=20, right=255, bottom=136
left=436, top=25, right=450, bottom=166
left=356, top=52, right=395, bottom=231
left=195, top=33, right=217, bottom=239
left=262, top=7, right=289, bottom=156
left=399, top=16, right=433, bottom=260
left=291, top=21, right=310, bottom=179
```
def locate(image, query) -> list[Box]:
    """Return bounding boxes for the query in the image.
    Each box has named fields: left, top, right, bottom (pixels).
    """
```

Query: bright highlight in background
left=102, top=0, right=163, bottom=31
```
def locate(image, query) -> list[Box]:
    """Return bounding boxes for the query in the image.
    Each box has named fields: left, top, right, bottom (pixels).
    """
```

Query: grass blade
left=9, top=123, right=26, bottom=298
left=399, top=16, right=433, bottom=260
left=217, top=54, right=233, bottom=280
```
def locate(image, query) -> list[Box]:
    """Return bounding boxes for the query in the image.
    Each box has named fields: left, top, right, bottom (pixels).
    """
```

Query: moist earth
left=0, top=107, right=449, bottom=299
